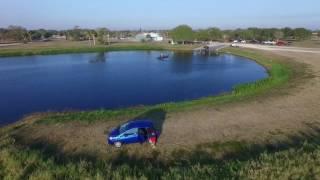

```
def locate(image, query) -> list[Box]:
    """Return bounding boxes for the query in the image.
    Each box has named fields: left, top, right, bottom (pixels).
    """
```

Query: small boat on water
left=157, top=54, right=169, bottom=60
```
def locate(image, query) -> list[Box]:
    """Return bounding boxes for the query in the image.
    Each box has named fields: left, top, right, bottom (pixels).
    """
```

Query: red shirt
left=147, top=129, right=157, bottom=144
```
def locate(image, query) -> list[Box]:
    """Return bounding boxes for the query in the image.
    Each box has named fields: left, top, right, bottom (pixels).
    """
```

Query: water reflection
left=89, top=52, right=107, bottom=63
left=170, top=52, right=194, bottom=74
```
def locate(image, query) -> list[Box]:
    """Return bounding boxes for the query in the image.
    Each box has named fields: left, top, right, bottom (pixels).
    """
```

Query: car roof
left=127, top=119, right=154, bottom=129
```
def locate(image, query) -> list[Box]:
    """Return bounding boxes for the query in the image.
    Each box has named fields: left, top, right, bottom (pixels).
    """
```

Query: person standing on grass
left=147, top=128, right=158, bottom=148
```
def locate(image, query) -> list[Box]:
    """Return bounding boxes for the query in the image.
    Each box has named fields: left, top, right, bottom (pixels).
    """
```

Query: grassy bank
left=38, top=47, right=292, bottom=124
left=1, top=127, right=320, bottom=179
left=0, top=41, right=197, bottom=57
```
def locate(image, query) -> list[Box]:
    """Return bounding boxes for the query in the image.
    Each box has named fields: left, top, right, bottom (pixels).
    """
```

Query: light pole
left=107, top=33, right=110, bottom=45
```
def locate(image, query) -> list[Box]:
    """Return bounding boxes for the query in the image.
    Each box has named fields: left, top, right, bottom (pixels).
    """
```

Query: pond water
left=0, top=51, right=268, bottom=125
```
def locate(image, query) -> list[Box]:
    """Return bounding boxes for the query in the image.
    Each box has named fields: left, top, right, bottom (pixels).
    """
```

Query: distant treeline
left=0, top=25, right=319, bottom=44
left=170, top=25, right=318, bottom=43
left=0, top=26, right=116, bottom=45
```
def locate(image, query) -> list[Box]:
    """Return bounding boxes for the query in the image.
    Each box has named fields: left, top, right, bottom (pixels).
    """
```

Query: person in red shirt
left=147, top=128, right=158, bottom=148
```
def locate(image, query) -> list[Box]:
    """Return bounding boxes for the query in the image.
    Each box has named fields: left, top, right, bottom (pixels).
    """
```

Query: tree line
left=0, top=26, right=112, bottom=45
left=169, top=25, right=314, bottom=43
left=0, top=25, right=316, bottom=44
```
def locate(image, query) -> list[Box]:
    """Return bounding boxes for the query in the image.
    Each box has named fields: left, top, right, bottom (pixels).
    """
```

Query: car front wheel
left=114, top=142, right=122, bottom=148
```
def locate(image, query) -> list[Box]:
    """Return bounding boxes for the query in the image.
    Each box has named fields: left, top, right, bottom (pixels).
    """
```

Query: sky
left=0, top=0, right=319, bottom=30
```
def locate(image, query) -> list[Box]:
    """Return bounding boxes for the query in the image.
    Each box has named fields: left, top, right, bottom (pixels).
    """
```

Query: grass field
left=1, top=123, right=320, bottom=179
left=0, top=40, right=199, bottom=57
left=292, top=40, right=320, bottom=48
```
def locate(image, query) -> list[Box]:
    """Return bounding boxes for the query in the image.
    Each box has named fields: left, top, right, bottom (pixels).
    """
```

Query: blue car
left=107, top=119, right=159, bottom=147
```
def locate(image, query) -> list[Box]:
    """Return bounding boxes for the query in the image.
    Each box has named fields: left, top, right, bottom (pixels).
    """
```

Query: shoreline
left=0, top=42, right=198, bottom=57
left=1, top=47, right=292, bottom=126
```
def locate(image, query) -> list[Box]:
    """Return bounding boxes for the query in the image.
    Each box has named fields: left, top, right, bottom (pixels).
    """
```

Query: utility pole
left=92, top=33, right=96, bottom=46
left=107, top=33, right=110, bottom=45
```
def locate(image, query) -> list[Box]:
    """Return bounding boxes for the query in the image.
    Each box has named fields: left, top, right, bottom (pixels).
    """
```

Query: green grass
left=1, top=132, right=320, bottom=179
left=37, top=47, right=292, bottom=124
left=0, top=42, right=197, bottom=57
left=0, top=45, right=164, bottom=57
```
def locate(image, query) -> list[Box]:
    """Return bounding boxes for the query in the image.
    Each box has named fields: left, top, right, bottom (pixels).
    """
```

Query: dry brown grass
left=292, top=40, right=320, bottom=48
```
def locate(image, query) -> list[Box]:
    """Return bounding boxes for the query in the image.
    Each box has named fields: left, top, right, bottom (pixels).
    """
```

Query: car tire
left=114, top=142, right=122, bottom=148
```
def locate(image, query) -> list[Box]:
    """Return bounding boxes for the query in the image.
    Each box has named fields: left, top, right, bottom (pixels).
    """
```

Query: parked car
left=249, top=39, right=260, bottom=44
left=107, top=119, right=159, bottom=147
left=276, top=40, right=288, bottom=46
left=231, top=43, right=239, bottom=47
left=263, top=41, right=276, bottom=45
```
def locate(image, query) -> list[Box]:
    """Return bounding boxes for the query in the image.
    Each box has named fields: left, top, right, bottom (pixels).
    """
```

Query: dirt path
left=158, top=48, right=320, bottom=149
left=14, top=47, right=320, bottom=155
left=237, top=44, right=320, bottom=54
left=0, top=43, right=22, bottom=47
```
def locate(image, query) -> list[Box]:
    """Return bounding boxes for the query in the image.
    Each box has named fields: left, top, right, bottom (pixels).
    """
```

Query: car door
left=120, top=128, right=139, bottom=144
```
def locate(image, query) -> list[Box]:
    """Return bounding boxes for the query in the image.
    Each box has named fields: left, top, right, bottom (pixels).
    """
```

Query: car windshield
left=119, top=123, right=130, bottom=134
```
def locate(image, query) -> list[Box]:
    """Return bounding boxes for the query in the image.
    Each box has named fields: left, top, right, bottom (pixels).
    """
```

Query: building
left=135, top=32, right=163, bottom=42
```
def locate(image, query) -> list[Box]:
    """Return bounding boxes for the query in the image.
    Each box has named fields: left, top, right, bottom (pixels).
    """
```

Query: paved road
left=0, top=43, right=22, bottom=47
left=233, top=43, right=320, bottom=54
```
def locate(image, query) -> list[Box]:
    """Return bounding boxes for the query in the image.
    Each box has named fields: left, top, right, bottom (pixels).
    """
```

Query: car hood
left=109, top=128, right=120, bottom=137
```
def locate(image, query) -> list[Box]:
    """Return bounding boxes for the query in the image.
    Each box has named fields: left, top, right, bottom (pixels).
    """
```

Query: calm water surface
left=0, top=51, right=268, bottom=125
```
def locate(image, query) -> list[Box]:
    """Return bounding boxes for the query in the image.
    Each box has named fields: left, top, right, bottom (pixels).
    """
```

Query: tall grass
left=38, top=48, right=292, bottom=124
left=1, top=134, right=320, bottom=179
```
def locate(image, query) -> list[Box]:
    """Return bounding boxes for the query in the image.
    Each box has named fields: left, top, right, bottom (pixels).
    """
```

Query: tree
left=84, top=30, right=97, bottom=46
left=247, top=27, right=261, bottom=40
left=195, top=29, right=209, bottom=41
left=282, top=27, right=294, bottom=39
left=273, top=30, right=284, bottom=40
left=43, top=31, right=53, bottom=39
left=85, top=31, right=93, bottom=46
left=233, top=29, right=241, bottom=40
left=91, top=30, right=97, bottom=46
left=207, top=28, right=222, bottom=41
left=293, top=28, right=311, bottom=40
left=66, top=26, right=85, bottom=41
left=0, top=28, right=6, bottom=42
left=6, top=25, right=29, bottom=42
left=259, top=29, right=275, bottom=41
left=238, top=29, right=254, bottom=40
left=96, top=28, right=109, bottom=44
left=169, top=25, right=194, bottom=43
left=29, top=30, right=42, bottom=40
left=222, top=30, right=233, bottom=41
left=195, top=28, right=222, bottom=41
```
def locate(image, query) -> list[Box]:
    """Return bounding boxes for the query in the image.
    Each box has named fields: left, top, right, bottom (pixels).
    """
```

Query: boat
left=157, top=54, right=169, bottom=60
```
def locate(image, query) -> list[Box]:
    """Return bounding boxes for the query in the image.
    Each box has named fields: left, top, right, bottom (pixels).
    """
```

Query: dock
left=194, top=43, right=229, bottom=55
